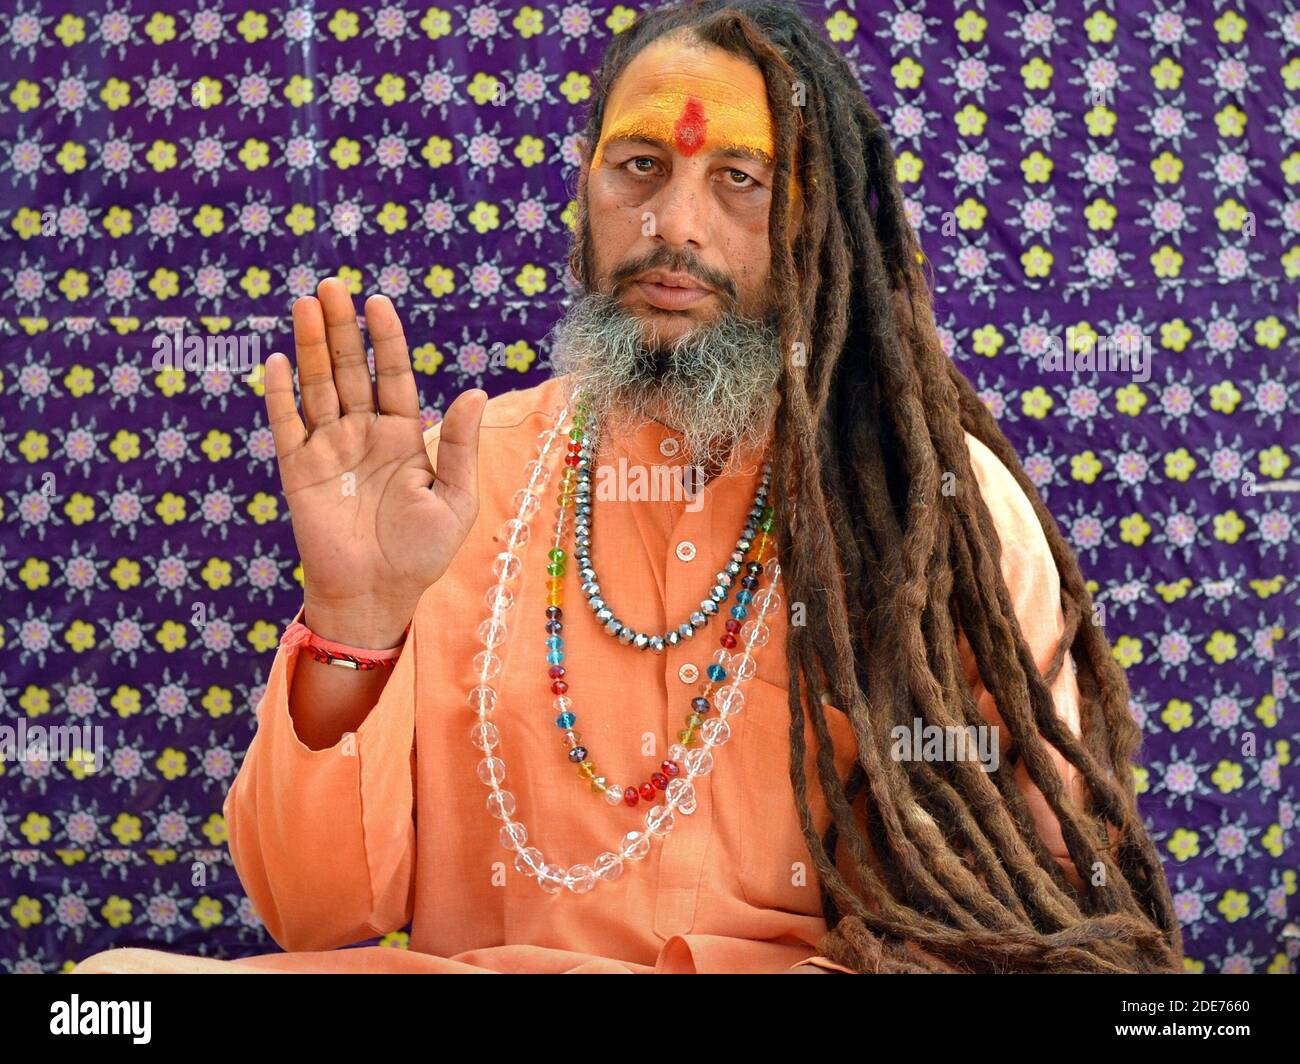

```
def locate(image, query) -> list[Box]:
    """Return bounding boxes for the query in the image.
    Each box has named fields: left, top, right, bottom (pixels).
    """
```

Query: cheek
left=723, top=223, right=773, bottom=301
left=586, top=180, right=648, bottom=273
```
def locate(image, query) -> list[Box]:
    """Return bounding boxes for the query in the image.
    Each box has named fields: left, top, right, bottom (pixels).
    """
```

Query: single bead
left=651, top=772, right=668, bottom=790
left=623, top=786, right=640, bottom=807
left=662, top=759, right=681, bottom=777
left=638, top=782, right=656, bottom=801
left=551, top=679, right=569, bottom=695
left=568, top=746, right=587, bottom=763
left=556, top=711, right=576, bottom=728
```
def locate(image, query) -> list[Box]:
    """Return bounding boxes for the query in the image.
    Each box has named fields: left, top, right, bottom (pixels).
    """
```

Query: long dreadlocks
left=570, top=0, right=1183, bottom=973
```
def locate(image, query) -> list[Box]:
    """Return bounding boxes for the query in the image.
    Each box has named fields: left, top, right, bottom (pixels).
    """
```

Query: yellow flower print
left=1253, top=315, right=1286, bottom=348
left=606, top=5, right=635, bottom=34
left=147, top=140, right=177, bottom=171
left=1020, top=385, right=1053, bottom=418
left=514, top=135, right=545, bottom=167
left=156, top=748, right=189, bottom=780
left=1247, top=575, right=1284, bottom=598
left=191, top=76, right=223, bottom=109
left=504, top=341, right=537, bottom=372
left=110, top=558, right=141, bottom=591
left=826, top=11, right=858, bottom=43
left=285, top=75, right=315, bottom=107
left=1155, top=578, right=1192, bottom=603
left=1071, top=451, right=1103, bottom=484
left=559, top=72, right=590, bottom=104
left=65, top=365, right=94, bottom=397
left=423, top=135, right=454, bottom=167
left=55, top=14, right=85, bottom=45
left=102, top=206, right=134, bottom=237
left=1111, top=635, right=1144, bottom=668
left=970, top=324, right=1003, bottom=356
left=421, top=7, right=452, bottom=39
left=380, top=931, right=411, bottom=949
left=377, top=202, right=409, bottom=235
left=155, top=492, right=187, bottom=525
left=109, top=429, right=141, bottom=463
left=1163, top=448, right=1196, bottom=481
left=194, top=204, right=224, bottom=236
left=1081, top=198, right=1115, bottom=231
left=11, top=206, right=42, bottom=237
left=469, top=72, right=504, bottom=105
left=1151, top=57, right=1182, bottom=92
left=19, top=558, right=50, bottom=591
left=1021, top=58, right=1052, bottom=91
left=1204, top=630, right=1238, bottom=665
left=203, top=687, right=234, bottom=719
left=1258, top=446, right=1291, bottom=479
left=64, top=492, right=95, bottom=525
left=411, top=342, right=445, bottom=374
left=1212, top=510, right=1245, bottom=544
left=376, top=73, right=407, bottom=105
left=1151, top=245, right=1183, bottom=278
left=18, top=431, right=49, bottom=462
left=145, top=12, right=176, bottom=44
left=1261, top=824, right=1284, bottom=858
left=65, top=620, right=96, bottom=653
left=1119, top=513, right=1151, bottom=546
left=423, top=266, right=455, bottom=298
left=286, top=204, right=316, bottom=235
left=200, top=430, right=232, bottom=462
left=201, top=558, right=232, bottom=590
left=1208, top=381, right=1240, bottom=414
left=955, top=10, right=986, bottom=42
left=895, top=151, right=923, bottom=184
left=891, top=57, right=923, bottom=91
left=330, top=137, right=362, bottom=169
left=1255, top=694, right=1277, bottom=728
left=238, top=11, right=269, bottom=42
left=954, top=105, right=987, bottom=138
left=1150, top=151, right=1183, bottom=185
left=1084, top=10, right=1116, bottom=43
left=111, top=685, right=141, bottom=718
left=239, top=139, right=271, bottom=171
left=1182, top=957, right=1205, bottom=974
left=1160, top=699, right=1194, bottom=733
left=468, top=201, right=500, bottom=234
left=515, top=6, right=545, bottom=37
left=240, top=267, right=271, bottom=299
left=21, top=812, right=52, bottom=844
left=102, top=896, right=133, bottom=929
left=337, top=267, right=363, bottom=294
left=247, top=619, right=282, bottom=654
left=21, top=685, right=50, bottom=718
left=953, top=197, right=987, bottom=230
left=1214, top=105, right=1246, bottom=138
left=328, top=9, right=360, bottom=41
left=101, top=78, right=132, bottom=110
left=1084, top=105, right=1116, bottom=138
left=561, top=200, right=578, bottom=231
left=203, top=813, right=229, bottom=845
left=515, top=264, right=548, bottom=297
left=1216, top=887, right=1249, bottom=921
left=1159, top=319, right=1192, bottom=351
left=1021, top=151, right=1053, bottom=183
left=12, top=896, right=42, bottom=929
left=193, top=896, right=224, bottom=929
left=1214, top=11, right=1247, bottom=45
left=111, top=813, right=143, bottom=845
left=10, top=78, right=41, bottom=112
left=1167, top=828, right=1199, bottom=861
left=59, top=269, right=90, bottom=300
left=1021, top=245, right=1054, bottom=278
left=1214, top=198, right=1249, bottom=232
left=248, top=492, right=279, bottom=524
left=155, top=620, right=189, bottom=653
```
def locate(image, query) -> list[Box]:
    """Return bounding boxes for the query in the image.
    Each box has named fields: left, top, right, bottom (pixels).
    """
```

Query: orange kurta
left=73, top=373, right=1085, bottom=975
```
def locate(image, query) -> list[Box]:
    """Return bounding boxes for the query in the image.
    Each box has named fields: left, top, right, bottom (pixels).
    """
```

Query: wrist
left=300, top=595, right=416, bottom=650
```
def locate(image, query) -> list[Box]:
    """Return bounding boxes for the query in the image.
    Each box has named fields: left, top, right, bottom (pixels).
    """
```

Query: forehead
left=597, top=36, right=773, bottom=158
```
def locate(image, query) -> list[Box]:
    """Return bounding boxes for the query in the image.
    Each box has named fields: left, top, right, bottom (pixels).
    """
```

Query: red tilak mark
left=673, top=97, right=708, bottom=156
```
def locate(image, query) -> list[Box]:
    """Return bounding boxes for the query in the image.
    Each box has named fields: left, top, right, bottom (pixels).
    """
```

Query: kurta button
left=675, top=540, right=696, bottom=562
left=678, top=663, right=698, bottom=684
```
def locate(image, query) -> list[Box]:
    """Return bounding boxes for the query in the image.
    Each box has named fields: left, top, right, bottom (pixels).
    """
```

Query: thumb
left=432, top=388, right=488, bottom=513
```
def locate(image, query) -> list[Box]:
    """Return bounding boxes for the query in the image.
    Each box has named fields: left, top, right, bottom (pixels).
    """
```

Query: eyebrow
left=602, top=134, right=774, bottom=168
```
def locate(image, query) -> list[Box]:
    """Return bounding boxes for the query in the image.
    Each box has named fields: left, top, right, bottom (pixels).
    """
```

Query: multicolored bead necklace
left=543, top=392, right=777, bottom=807
left=465, top=391, right=786, bottom=894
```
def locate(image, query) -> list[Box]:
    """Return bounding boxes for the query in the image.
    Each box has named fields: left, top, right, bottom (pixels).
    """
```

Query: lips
left=633, top=270, right=711, bottom=311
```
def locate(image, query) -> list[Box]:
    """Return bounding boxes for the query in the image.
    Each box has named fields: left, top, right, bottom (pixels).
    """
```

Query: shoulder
left=962, top=431, right=1048, bottom=564
left=422, top=374, right=571, bottom=460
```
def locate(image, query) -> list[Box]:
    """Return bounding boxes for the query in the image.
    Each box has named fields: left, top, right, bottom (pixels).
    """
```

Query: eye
left=722, top=168, right=755, bottom=188
left=623, top=156, right=660, bottom=176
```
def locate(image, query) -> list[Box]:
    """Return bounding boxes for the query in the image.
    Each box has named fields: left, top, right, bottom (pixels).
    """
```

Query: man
left=74, top=0, right=1180, bottom=975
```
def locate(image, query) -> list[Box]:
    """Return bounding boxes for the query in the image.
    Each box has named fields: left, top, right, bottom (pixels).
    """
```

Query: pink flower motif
left=146, top=76, right=179, bottom=109
left=1084, top=151, right=1119, bottom=183
left=559, top=5, right=593, bottom=38
left=247, top=557, right=279, bottom=590
left=377, top=264, right=411, bottom=297
left=891, top=104, right=925, bottom=138
left=248, top=427, right=277, bottom=461
left=954, top=151, right=988, bottom=183
left=240, top=202, right=272, bottom=235
left=238, top=75, right=272, bottom=108
left=65, top=428, right=98, bottom=463
left=192, top=136, right=227, bottom=172
left=20, top=363, right=53, bottom=396
left=1212, top=247, right=1248, bottom=281
left=201, top=620, right=236, bottom=652
left=1021, top=104, right=1055, bottom=137
left=1164, top=760, right=1198, bottom=794
left=191, top=10, right=224, bottom=43
left=109, top=490, right=144, bottom=524
left=201, top=490, right=235, bottom=522
left=1151, top=13, right=1188, bottom=46
left=470, top=263, right=503, bottom=296
left=374, top=5, right=409, bottom=40
left=468, top=133, right=502, bottom=167
left=110, top=364, right=144, bottom=397
left=1164, top=512, right=1198, bottom=548
left=514, top=71, right=546, bottom=104
left=284, top=135, right=318, bottom=169
left=1082, top=59, right=1119, bottom=93
left=11, top=140, right=43, bottom=176
left=100, top=11, right=132, bottom=44
left=514, top=199, right=545, bottom=232
left=1020, top=198, right=1055, bottom=232
left=891, top=11, right=926, bottom=44
left=953, top=245, right=989, bottom=280
left=421, top=71, right=454, bottom=105
left=1258, top=510, right=1292, bottom=547
left=1150, top=106, right=1187, bottom=138
left=59, top=206, right=90, bottom=238
left=104, top=265, right=136, bottom=300
left=953, top=58, right=989, bottom=93
left=10, top=13, right=41, bottom=46
left=194, top=264, right=228, bottom=299
left=330, top=73, right=363, bottom=106
left=1253, top=380, right=1286, bottom=416
left=467, top=5, right=500, bottom=38
left=560, top=133, right=583, bottom=167
left=458, top=342, right=490, bottom=373
left=423, top=199, right=455, bottom=233
left=1158, top=631, right=1192, bottom=666
left=14, top=268, right=46, bottom=301
left=975, top=389, right=1004, bottom=418
left=1021, top=11, right=1055, bottom=44
left=1066, top=387, right=1101, bottom=417
left=1209, top=447, right=1243, bottom=481
left=1206, top=318, right=1239, bottom=352
left=148, top=204, right=180, bottom=238
left=375, top=134, right=408, bottom=168
left=1214, top=151, right=1249, bottom=185
left=1159, top=383, right=1194, bottom=416
left=1150, top=199, right=1185, bottom=232
left=1208, top=696, right=1241, bottom=729
left=1069, top=514, right=1105, bottom=549
left=1115, top=450, right=1151, bottom=486
left=282, top=8, right=316, bottom=42
left=331, top=201, right=363, bottom=236
left=55, top=76, right=89, bottom=112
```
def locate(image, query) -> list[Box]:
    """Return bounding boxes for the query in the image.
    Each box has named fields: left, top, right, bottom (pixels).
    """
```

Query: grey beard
left=546, top=292, right=782, bottom=474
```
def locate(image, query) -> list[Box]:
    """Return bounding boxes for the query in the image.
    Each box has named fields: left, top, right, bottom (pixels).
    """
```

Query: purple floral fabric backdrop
left=1, top=0, right=1296, bottom=974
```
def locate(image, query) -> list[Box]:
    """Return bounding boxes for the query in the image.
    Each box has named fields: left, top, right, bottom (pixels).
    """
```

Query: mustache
left=607, top=247, right=739, bottom=309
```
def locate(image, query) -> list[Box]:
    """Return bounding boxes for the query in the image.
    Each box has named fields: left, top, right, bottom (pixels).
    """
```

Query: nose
left=647, top=169, right=707, bottom=251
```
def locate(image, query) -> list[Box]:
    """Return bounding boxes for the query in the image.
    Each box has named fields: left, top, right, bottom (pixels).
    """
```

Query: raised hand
left=262, top=277, right=488, bottom=645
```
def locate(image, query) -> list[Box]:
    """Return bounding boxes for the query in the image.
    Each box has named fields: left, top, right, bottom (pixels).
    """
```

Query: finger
left=318, top=276, right=375, bottom=415
left=263, top=352, right=307, bottom=459
left=291, top=296, right=340, bottom=431
left=364, top=295, right=422, bottom=419
left=432, top=388, right=488, bottom=515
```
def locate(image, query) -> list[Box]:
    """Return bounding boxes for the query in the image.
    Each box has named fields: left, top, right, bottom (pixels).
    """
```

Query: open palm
left=263, top=278, right=488, bottom=626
